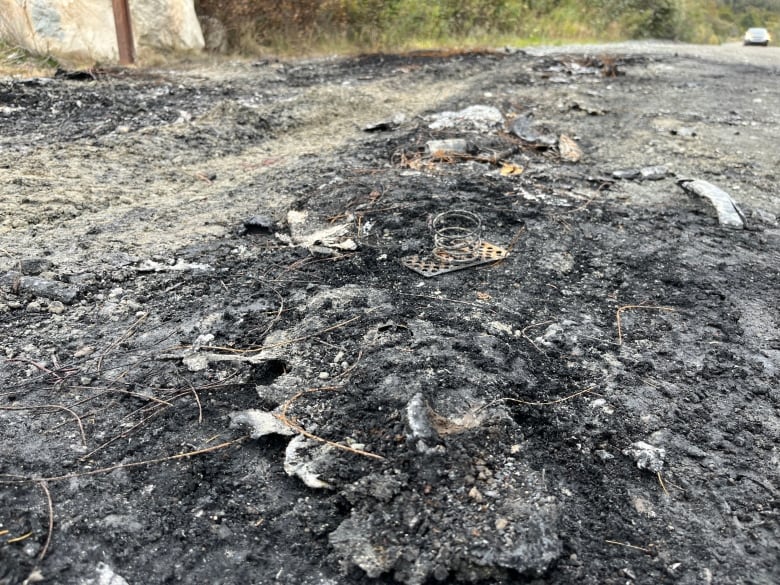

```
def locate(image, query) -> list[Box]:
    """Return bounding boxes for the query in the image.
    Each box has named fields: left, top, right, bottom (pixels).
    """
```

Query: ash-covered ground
left=1, top=43, right=779, bottom=585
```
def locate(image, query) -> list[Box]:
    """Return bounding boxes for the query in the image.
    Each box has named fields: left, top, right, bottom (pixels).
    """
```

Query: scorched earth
left=1, top=41, right=779, bottom=585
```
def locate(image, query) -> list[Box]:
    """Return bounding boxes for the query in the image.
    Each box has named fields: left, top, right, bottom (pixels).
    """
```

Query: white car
left=744, top=28, right=771, bottom=46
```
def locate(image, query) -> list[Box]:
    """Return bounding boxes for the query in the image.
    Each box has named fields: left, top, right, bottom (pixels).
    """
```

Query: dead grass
left=0, top=42, right=57, bottom=77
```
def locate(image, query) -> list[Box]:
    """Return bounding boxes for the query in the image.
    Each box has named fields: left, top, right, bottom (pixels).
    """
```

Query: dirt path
left=1, top=62, right=469, bottom=269
left=1, top=43, right=779, bottom=585
left=2, top=43, right=778, bottom=269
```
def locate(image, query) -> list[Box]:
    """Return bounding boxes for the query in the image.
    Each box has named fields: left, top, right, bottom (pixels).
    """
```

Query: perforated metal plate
left=401, top=242, right=508, bottom=277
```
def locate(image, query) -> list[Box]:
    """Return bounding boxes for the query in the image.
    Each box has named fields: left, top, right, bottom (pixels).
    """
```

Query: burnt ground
left=1, top=42, right=779, bottom=585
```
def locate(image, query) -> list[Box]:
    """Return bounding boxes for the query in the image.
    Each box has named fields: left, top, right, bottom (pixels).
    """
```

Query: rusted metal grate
left=402, top=241, right=508, bottom=277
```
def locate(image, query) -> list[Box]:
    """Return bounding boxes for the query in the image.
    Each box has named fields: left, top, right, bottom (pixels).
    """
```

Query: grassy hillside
left=196, top=0, right=780, bottom=55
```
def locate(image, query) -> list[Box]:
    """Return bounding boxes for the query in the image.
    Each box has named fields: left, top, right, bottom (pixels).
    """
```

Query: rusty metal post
left=112, top=0, right=135, bottom=65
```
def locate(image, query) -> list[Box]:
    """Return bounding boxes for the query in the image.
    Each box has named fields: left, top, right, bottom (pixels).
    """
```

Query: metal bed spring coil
left=431, top=209, right=483, bottom=264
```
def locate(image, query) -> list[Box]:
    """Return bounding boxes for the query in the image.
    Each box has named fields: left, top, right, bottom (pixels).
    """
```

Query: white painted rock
left=0, top=0, right=204, bottom=63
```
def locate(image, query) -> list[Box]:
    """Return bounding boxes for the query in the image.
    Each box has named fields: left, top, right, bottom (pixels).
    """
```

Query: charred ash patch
left=1, top=45, right=780, bottom=585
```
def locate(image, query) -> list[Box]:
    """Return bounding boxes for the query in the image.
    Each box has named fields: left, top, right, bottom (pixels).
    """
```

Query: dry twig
left=97, top=312, right=149, bottom=372
left=65, top=387, right=173, bottom=409
left=398, top=293, right=496, bottom=313
left=6, top=531, right=33, bottom=543
left=605, top=540, right=653, bottom=554
left=246, top=289, right=285, bottom=339
left=520, top=319, right=556, bottom=352
left=657, top=471, right=670, bottom=497
left=504, top=225, right=526, bottom=255
left=186, top=381, right=203, bottom=424
left=0, top=404, right=86, bottom=446
left=1, top=438, right=246, bottom=484
left=276, top=387, right=384, bottom=460
left=80, top=406, right=167, bottom=461
left=5, top=358, right=79, bottom=389
left=38, top=481, right=53, bottom=562
left=334, top=349, right=364, bottom=380
left=477, top=386, right=596, bottom=413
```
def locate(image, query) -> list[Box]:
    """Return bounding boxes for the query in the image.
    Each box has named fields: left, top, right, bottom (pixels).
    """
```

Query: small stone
left=428, top=105, right=504, bottom=132
left=612, top=168, right=641, bottom=180
left=0, top=272, right=79, bottom=304
left=183, top=354, right=210, bottom=372
left=495, top=517, right=509, bottom=530
left=73, top=346, right=94, bottom=358
left=674, top=127, right=697, bottom=138
left=623, top=441, right=665, bottom=472
left=406, top=393, right=436, bottom=440
left=632, top=495, right=656, bottom=518
left=47, top=301, right=66, bottom=314
left=94, top=563, right=130, bottom=585
left=229, top=409, right=294, bottom=438
left=66, top=272, right=96, bottom=286
left=699, top=568, right=714, bottom=584
left=23, top=541, right=41, bottom=558
left=511, top=114, right=558, bottom=146
left=26, top=301, right=43, bottom=312
left=640, top=165, right=669, bottom=180
left=243, top=214, right=274, bottom=233
left=363, top=113, right=406, bottom=132
left=318, top=371, right=329, bottom=380
left=558, top=134, right=582, bottom=162
left=486, top=321, right=514, bottom=336
left=468, top=486, right=484, bottom=503
left=678, top=179, right=744, bottom=229
left=667, top=562, right=682, bottom=576
left=20, top=258, right=53, bottom=275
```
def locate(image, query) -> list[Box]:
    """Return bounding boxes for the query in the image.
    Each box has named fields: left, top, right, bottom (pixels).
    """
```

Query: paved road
left=524, top=40, right=780, bottom=69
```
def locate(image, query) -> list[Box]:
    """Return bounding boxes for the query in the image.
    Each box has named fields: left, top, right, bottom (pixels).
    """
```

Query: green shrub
left=193, top=0, right=779, bottom=55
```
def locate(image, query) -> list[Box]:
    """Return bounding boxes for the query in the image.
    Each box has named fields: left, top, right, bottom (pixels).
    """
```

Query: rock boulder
left=0, top=0, right=204, bottom=63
